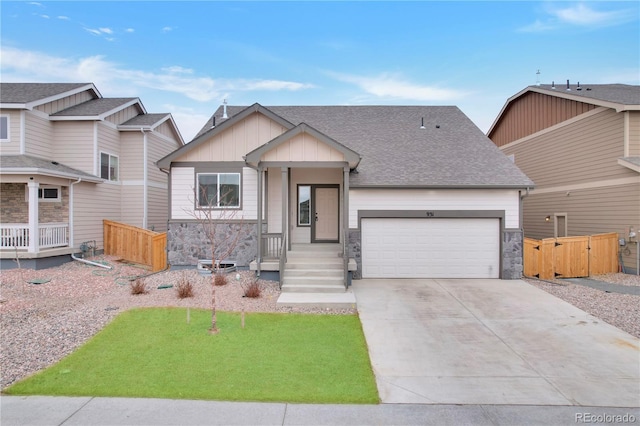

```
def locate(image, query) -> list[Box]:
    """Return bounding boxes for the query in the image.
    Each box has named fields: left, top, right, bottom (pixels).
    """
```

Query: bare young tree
left=185, top=176, right=248, bottom=334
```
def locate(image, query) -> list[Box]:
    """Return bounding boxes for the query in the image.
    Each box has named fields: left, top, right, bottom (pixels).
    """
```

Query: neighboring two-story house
left=488, top=83, right=640, bottom=273
left=0, top=83, right=184, bottom=269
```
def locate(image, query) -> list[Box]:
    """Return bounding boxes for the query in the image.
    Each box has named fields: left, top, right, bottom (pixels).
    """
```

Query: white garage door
left=361, top=218, right=500, bottom=278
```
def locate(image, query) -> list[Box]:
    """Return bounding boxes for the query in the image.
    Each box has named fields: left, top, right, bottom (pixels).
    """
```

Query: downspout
left=69, top=177, right=82, bottom=248
left=244, top=161, right=262, bottom=276
left=159, top=167, right=170, bottom=269
left=142, top=128, right=148, bottom=229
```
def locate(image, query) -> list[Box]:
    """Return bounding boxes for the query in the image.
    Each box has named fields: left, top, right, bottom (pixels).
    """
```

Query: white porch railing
left=0, top=223, right=69, bottom=250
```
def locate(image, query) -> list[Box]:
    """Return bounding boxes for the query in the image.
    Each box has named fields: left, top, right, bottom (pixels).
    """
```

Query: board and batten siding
left=349, top=189, right=521, bottom=229
left=52, top=121, right=95, bottom=174
left=262, top=133, right=347, bottom=162
left=267, top=167, right=283, bottom=234
left=24, top=111, right=55, bottom=159
left=0, top=110, right=22, bottom=155
left=105, top=104, right=142, bottom=125
left=171, top=166, right=258, bottom=221
left=35, top=91, right=95, bottom=115
left=501, top=109, right=634, bottom=188
left=177, top=113, right=287, bottom=162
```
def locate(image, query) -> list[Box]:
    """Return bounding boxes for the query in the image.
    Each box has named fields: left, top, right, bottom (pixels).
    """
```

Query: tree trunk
left=209, top=281, right=219, bottom=334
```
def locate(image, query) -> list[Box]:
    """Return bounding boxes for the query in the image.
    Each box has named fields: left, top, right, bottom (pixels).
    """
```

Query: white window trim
left=0, top=115, right=9, bottom=142
left=24, top=185, right=62, bottom=202
left=196, top=172, right=241, bottom=209
left=100, top=151, right=119, bottom=182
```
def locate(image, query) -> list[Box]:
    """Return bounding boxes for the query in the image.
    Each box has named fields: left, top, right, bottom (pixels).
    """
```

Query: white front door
left=314, top=187, right=339, bottom=242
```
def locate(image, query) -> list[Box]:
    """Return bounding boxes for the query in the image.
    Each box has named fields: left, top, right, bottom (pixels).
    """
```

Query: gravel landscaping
left=1, top=256, right=638, bottom=391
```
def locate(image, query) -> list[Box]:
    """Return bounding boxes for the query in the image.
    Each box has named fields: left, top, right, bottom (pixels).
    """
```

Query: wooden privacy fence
left=103, top=220, right=167, bottom=272
left=524, top=232, right=618, bottom=280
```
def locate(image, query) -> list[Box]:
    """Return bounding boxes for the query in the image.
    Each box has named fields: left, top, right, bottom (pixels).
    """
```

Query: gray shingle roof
left=121, top=113, right=170, bottom=127
left=51, top=98, right=138, bottom=117
left=0, top=83, right=93, bottom=104
left=0, top=155, right=102, bottom=182
left=532, top=84, right=639, bottom=106
left=196, top=105, right=534, bottom=188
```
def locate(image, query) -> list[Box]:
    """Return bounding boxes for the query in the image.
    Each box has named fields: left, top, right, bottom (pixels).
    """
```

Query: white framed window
left=100, top=152, right=119, bottom=181
left=297, top=185, right=311, bottom=226
left=197, top=172, right=241, bottom=208
left=0, top=115, right=9, bottom=142
left=25, top=185, right=61, bottom=202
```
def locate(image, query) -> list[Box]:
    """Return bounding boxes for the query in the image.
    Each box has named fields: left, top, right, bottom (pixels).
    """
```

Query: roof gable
left=0, top=83, right=99, bottom=108
left=50, top=98, right=143, bottom=120
left=245, top=123, right=360, bottom=167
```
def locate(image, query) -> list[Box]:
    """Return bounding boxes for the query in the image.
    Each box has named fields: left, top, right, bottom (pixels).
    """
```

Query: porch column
left=281, top=167, right=288, bottom=251
left=343, top=167, right=350, bottom=288
left=27, top=181, right=39, bottom=253
left=256, top=166, right=263, bottom=269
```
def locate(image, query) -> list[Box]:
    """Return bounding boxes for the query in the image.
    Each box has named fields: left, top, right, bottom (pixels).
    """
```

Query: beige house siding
left=0, top=110, right=22, bottom=154
left=72, top=182, right=121, bottom=250
left=263, top=133, right=346, bottom=162
left=170, top=166, right=258, bottom=221
left=179, top=113, right=287, bottom=162
left=155, top=120, right=181, bottom=141
left=349, top=189, right=521, bottom=229
left=120, top=185, right=144, bottom=227
left=24, top=111, right=55, bottom=159
left=502, top=109, right=634, bottom=188
left=34, top=91, right=95, bottom=115
left=97, top=123, right=122, bottom=176
left=52, top=121, right=95, bottom=174
left=119, top=132, right=143, bottom=181
left=523, top=182, right=640, bottom=271
left=629, top=111, right=640, bottom=157
left=148, top=186, right=168, bottom=232
left=106, top=104, right=142, bottom=125
left=148, top=133, right=175, bottom=183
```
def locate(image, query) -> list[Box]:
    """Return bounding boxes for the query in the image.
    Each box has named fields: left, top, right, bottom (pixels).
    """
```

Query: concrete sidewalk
left=2, top=396, right=639, bottom=426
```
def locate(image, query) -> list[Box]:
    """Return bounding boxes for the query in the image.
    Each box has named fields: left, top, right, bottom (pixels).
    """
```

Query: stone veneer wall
left=502, top=228, right=524, bottom=280
left=347, top=227, right=524, bottom=280
left=0, top=183, right=69, bottom=224
left=167, top=222, right=258, bottom=267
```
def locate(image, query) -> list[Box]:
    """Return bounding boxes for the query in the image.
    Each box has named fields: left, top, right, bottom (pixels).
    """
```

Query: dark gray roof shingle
left=51, top=98, right=138, bottom=117
left=0, top=155, right=102, bottom=181
left=533, top=84, right=640, bottom=106
left=0, top=83, right=93, bottom=104
left=121, top=113, right=170, bottom=127
left=198, top=105, right=534, bottom=188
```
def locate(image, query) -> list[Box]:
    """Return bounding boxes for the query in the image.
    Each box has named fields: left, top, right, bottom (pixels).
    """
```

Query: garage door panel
left=362, top=218, right=500, bottom=278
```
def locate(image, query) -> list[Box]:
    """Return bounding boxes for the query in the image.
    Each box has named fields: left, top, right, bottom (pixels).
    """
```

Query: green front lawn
left=5, top=308, right=379, bottom=404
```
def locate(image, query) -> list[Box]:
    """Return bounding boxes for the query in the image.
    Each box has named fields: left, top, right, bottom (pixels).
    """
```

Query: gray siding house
left=488, top=83, right=640, bottom=273
left=0, top=83, right=184, bottom=269
left=157, top=103, right=533, bottom=298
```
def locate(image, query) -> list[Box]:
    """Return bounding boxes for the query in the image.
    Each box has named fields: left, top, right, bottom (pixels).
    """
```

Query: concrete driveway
left=352, top=279, right=640, bottom=407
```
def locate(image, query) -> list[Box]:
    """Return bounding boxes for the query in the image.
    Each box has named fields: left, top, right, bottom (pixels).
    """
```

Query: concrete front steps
left=276, top=244, right=357, bottom=309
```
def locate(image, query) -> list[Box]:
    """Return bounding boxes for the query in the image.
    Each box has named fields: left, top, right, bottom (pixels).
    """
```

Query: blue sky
left=1, top=1, right=638, bottom=141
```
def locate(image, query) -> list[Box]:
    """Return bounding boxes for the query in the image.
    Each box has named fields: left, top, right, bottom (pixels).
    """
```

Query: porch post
left=256, top=166, right=263, bottom=270
left=281, top=167, right=288, bottom=251
left=343, top=166, right=350, bottom=288
left=27, top=181, right=39, bottom=253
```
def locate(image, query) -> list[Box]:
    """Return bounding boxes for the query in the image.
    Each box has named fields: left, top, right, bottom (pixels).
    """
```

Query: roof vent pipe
left=211, top=116, right=216, bottom=128
left=551, top=81, right=555, bottom=89
left=577, top=82, right=582, bottom=91
left=222, top=99, right=228, bottom=119
left=420, top=117, right=425, bottom=129
left=566, top=79, right=571, bottom=91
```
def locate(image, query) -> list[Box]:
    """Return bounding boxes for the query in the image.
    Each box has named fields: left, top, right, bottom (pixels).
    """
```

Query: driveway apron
left=352, top=279, right=640, bottom=407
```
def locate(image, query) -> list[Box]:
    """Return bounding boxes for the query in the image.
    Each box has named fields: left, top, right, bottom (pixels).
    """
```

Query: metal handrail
left=343, top=234, right=349, bottom=290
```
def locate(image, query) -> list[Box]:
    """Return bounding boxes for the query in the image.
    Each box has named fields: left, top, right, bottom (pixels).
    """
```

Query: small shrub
left=243, top=281, right=261, bottom=298
left=176, top=273, right=194, bottom=299
left=130, top=279, right=148, bottom=295
left=214, top=273, right=228, bottom=287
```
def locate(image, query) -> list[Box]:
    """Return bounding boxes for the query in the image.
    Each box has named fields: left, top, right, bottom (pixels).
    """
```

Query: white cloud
left=519, top=3, right=637, bottom=32
left=28, top=2, right=43, bottom=7
left=0, top=47, right=314, bottom=103
left=99, top=27, right=113, bottom=35
left=162, top=26, right=174, bottom=33
left=125, top=28, right=135, bottom=33
left=57, top=16, right=70, bottom=21
left=38, top=14, right=50, bottom=19
left=327, top=71, right=467, bottom=102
